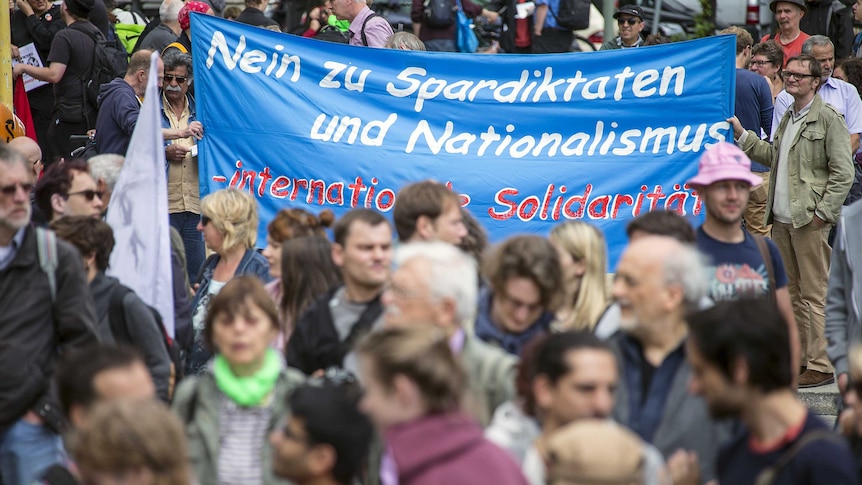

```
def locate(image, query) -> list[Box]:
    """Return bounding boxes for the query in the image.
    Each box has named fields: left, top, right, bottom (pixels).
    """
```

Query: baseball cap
left=687, top=142, right=763, bottom=187
left=613, top=4, right=644, bottom=20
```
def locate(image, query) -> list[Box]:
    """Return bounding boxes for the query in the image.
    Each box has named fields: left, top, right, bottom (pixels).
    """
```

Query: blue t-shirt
left=718, top=410, right=859, bottom=484
left=696, top=226, right=787, bottom=302
left=535, top=0, right=561, bottom=29
left=734, top=68, right=774, bottom=173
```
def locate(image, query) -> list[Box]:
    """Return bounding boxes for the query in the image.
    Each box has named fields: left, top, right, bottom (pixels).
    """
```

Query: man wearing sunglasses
left=94, top=49, right=164, bottom=156
left=599, top=4, right=644, bottom=50
left=730, top=53, right=854, bottom=388
left=34, top=159, right=104, bottom=221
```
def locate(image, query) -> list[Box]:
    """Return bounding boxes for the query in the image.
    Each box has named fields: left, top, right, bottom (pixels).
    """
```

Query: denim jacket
left=740, top=94, right=854, bottom=228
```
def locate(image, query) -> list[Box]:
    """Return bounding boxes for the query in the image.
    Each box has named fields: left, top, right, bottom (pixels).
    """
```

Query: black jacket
left=801, top=0, right=855, bottom=59
left=286, top=286, right=383, bottom=375
left=0, top=226, right=99, bottom=431
left=236, top=7, right=280, bottom=29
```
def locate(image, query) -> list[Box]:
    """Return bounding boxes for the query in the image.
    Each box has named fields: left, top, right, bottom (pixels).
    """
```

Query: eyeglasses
left=499, top=292, right=543, bottom=314
left=781, top=71, right=817, bottom=81
left=749, top=60, right=772, bottom=66
left=617, top=17, right=639, bottom=25
left=201, top=214, right=211, bottom=226
left=163, top=74, right=188, bottom=84
left=66, top=189, right=102, bottom=201
left=0, top=182, right=34, bottom=196
left=308, top=367, right=359, bottom=388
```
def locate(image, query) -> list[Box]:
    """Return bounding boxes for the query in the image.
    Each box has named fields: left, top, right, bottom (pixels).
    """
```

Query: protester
left=270, top=373, right=374, bottom=485
left=610, top=236, right=727, bottom=482
left=186, top=188, right=272, bottom=376
left=87, top=153, right=123, bottom=211
left=548, top=221, right=611, bottom=332
left=11, top=0, right=64, bottom=157
left=287, top=209, right=392, bottom=375
left=161, top=50, right=206, bottom=279
left=8, top=136, right=44, bottom=180
left=475, top=235, right=562, bottom=356
left=94, top=50, right=164, bottom=155
left=625, top=210, right=696, bottom=243
left=800, top=0, right=853, bottom=59
left=138, top=0, right=184, bottom=52
left=750, top=40, right=786, bottom=100
left=385, top=31, right=426, bottom=50
left=731, top=53, right=854, bottom=387
left=173, top=276, right=305, bottom=485
left=356, top=326, right=529, bottom=485
left=600, top=5, right=645, bottom=50
left=71, top=399, right=192, bottom=485
left=331, top=0, right=393, bottom=47
left=381, top=241, right=516, bottom=425
left=224, top=5, right=242, bottom=19
left=279, top=236, right=341, bottom=350
left=13, top=0, right=98, bottom=163
left=761, top=0, right=810, bottom=65
left=50, top=216, right=172, bottom=401
left=393, top=180, right=467, bottom=246
left=410, top=0, right=495, bottom=52
left=163, top=1, right=214, bottom=55
left=236, top=0, right=281, bottom=29
left=35, top=159, right=103, bottom=222
left=687, top=299, right=859, bottom=484
left=261, top=207, right=334, bottom=325
left=687, top=142, right=799, bottom=383
left=833, top=58, right=862, bottom=97
left=0, top=145, right=99, bottom=485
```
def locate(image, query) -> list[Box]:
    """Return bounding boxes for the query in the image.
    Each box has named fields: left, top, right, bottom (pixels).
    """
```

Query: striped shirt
left=217, top=392, right=274, bottom=485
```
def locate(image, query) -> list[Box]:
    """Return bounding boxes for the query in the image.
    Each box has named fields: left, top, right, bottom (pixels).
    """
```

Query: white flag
left=106, top=52, right=175, bottom=337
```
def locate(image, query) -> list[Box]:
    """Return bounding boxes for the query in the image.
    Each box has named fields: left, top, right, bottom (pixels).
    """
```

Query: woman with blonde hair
left=549, top=221, right=611, bottom=331
left=71, top=399, right=191, bottom=485
left=357, top=326, right=528, bottom=485
left=187, top=189, right=272, bottom=376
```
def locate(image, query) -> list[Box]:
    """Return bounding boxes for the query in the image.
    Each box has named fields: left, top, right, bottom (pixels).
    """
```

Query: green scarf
left=213, top=349, right=281, bottom=407
left=327, top=14, right=350, bottom=32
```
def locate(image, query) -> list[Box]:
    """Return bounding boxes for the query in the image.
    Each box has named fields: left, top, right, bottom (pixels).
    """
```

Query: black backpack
left=549, top=0, right=590, bottom=31
left=314, top=24, right=349, bottom=43
left=423, top=0, right=456, bottom=28
left=68, top=23, right=130, bottom=125
left=108, top=284, right=184, bottom=400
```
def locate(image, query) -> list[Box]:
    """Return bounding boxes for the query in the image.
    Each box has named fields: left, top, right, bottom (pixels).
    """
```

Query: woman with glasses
left=186, top=188, right=272, bottom=377
left=750, top=40, right=785, bottom=100
left=174, top=276, right=304, bottom=485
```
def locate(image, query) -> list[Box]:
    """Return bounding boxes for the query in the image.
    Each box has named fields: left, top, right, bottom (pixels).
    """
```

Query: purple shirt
left=348, top=6, right=394, bottom=47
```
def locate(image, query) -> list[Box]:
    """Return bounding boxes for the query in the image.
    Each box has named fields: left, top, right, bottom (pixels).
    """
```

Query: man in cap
left=13, top=0, right=99, bottom=164
left=600, top=4, right=644, bottom=50
left=730, top=53, right=854, bottom=387
left=761, top=0, right=810, bottom=65
left=687, top=142, right=799, bottom=384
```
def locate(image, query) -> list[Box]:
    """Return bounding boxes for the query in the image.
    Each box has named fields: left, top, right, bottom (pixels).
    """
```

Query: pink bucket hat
left=687, top=142, right=763, bottom=187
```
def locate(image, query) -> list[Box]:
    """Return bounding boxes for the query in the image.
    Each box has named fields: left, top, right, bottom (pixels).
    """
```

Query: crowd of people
left=5, top=0, right=862, bottom=483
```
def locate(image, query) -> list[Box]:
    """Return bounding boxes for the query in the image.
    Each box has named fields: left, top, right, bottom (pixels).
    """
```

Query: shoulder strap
left=341, top=292, right=384, bottom=357
left=360, top=13, right=381, bottom=47
left=753, top=235, right=777, bottom=303
left=36, top=227, right=58, bottom=303
left=754, top=429, right=846, bottom=485
left=163, top=41, right=188, bottom=54
left=108, top=284, right=134, bottom=344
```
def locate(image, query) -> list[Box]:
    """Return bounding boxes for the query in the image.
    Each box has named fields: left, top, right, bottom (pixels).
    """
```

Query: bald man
left=610, top=236, right=730, bottom=483
left=8, top=137, right=43, bottom=178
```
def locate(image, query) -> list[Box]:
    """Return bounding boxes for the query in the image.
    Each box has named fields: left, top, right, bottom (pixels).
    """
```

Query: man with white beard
left=160, top=50, right=205, bottom=280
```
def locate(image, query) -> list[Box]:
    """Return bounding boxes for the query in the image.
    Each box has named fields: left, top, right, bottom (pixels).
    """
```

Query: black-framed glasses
left=0, top=182, right=34, bottom=196
left=201, top=214, right=211, bottom=226
left=164, top=74, right=188, bottom=84
left=66, top=189, right=102, bottom=201
left=617, top=17, right=639, bottom=25
left=749, top=60, right=772, bottom=67
left=781, top=71, right=817, bottom=81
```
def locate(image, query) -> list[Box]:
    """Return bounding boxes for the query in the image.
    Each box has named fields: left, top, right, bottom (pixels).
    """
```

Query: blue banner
left=191, top=14, right=736, bottom=266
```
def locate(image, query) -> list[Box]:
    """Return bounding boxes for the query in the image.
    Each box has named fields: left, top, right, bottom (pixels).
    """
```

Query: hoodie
left=94, top=77, right=141, bottom=155
left=386, top=412, right=529, bottom=485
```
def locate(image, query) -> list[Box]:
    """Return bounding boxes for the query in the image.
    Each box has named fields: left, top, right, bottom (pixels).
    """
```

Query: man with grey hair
left=0, top=144, right=99, bottom=484
left=773, top=35, right=862, bottom=153
left=138, top=0, right=184, bottom=53
left=331, top=0, right=393, bottom=47
left=161, top=50, right=204, bottom=279
left=609, top=236, right=727, bottom=483
left=382, top=241, right=516, bottom=425
left=88, top=153, right=124, bottom=212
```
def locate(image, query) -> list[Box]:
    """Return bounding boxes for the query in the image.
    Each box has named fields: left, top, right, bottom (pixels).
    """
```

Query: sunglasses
left=0, top=182, right=34, bottom=196
left=201, top=214, right=211, bottom=226
left=66, top=189, right=102, bottom=201
left=164, top=74, right=188, bottom=84
left=617, top=17, right=639, bottom=25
